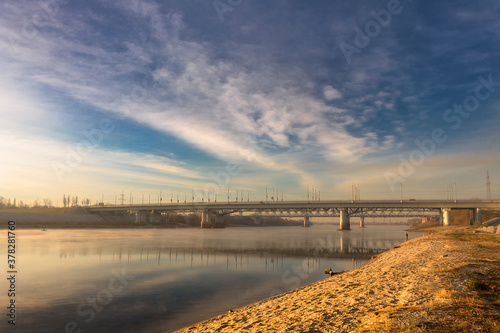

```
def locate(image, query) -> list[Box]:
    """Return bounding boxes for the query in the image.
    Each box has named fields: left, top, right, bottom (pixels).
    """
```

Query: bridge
left=86, top=199, right=500, bottom=229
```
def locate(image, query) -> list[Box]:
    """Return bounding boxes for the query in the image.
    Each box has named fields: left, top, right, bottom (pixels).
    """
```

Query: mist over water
left=4, top=226, right=421, bottom=332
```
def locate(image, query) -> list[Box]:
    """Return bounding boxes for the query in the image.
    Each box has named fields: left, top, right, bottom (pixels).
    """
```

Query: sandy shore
left=175, top=227, right=500, bottom=332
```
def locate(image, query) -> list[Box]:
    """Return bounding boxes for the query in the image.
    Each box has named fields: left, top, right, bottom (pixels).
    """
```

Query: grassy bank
left=0, top=207, right=74, bottom=214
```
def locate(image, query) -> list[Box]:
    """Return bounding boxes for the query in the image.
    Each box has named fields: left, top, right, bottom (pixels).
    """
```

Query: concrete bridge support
left=214, top=214, right=225, bottom=228
left=149, top=212, right=161, bottom=223
left=201, top=211, right=212, bottom=228
left=359, top=216, right=365, bottom=228
left=442, top=209, right=450, bottom=226
left=303, top=216, right=310, bottom=227
left=134, top=210, right=148, bottom=224
left=475, top=208, right=482, bottom=224
left=339, top=209, right=351, bottom=230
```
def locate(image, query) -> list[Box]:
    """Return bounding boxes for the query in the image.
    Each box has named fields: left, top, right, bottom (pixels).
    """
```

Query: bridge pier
left=303, top=216, right=310, bottom=227
left=214, top=214, right=225, bottom=228
left=134, top=210, right=148, bottom=224
left=201, top=211, right=212, bottom=228
left=359, top=216, right=365, bottom=228
left=441, top=208, right=450, bottom=226
left=474, top=208, right=482, bottom=224
left=339, top=209, right=350, bottom=230
left=150, top=211, right=161, bottom=223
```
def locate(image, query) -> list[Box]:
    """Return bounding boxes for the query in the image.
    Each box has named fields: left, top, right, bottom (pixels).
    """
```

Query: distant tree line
left=0, top=197, right=23, bottom=208
left=0, top=196, right=51, bottom=208
left=0, top=195, right=96, bottom=209
left=62, top=195, right=92, bottom=207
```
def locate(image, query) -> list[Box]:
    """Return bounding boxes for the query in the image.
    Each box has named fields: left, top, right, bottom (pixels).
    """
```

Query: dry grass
left=447, top=231, right=500, bottom=244
left=0, top=207, right=73, bottom=214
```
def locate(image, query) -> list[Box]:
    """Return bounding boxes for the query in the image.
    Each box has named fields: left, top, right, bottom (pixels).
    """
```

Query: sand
left=175, top=227, right=500, bottom=332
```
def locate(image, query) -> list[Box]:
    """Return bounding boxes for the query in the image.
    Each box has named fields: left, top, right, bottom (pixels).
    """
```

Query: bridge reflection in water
left=19, top=226, right=421, bottom=332
left=57, top=230, right=410, bottom=267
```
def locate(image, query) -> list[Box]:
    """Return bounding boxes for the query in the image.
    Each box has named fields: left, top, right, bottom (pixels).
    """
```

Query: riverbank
left=0, top=211, right=136, bottom=228
left=0, top=211, right=303, bottom=229
left=176, top=226, right=500, bottom=332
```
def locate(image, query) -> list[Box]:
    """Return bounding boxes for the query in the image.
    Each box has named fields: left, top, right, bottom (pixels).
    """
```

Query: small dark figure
left=405, top=233, right=409, bottom=241
left=325, top=268, right=345, bottom=276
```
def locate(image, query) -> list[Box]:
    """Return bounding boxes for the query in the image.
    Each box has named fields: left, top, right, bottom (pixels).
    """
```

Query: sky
left=1, top=0, right=499, bottom=205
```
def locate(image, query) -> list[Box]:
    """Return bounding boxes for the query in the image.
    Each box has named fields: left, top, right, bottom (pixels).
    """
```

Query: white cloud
left=323, top=85, right=342, bottom=100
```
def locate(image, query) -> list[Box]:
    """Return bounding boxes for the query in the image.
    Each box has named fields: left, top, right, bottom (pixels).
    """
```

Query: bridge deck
left=86, top=200, right=500, bottom=213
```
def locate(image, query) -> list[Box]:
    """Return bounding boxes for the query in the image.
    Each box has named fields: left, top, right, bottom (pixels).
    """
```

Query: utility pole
left=454, top=183, right=457, bottom=202
left=486, top=170, right=492, bottom=200
left=400, top=182, right=403, bottom=203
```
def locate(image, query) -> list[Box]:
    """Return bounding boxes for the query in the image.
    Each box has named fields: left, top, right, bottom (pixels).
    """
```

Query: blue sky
left=1, top=0, right=499, bottom=205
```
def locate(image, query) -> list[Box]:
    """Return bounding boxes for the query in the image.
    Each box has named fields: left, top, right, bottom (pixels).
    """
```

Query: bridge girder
left=87, top=200, right=500, bottom=221
left=214, top=207, right=440, bottom=218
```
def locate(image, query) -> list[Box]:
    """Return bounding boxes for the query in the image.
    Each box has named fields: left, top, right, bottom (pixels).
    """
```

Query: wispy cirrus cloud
left=1, top=2, right=395, bottom=182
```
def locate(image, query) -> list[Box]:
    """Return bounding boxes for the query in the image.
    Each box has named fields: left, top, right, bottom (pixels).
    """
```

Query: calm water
left=2, top=225, right=421, bottom=332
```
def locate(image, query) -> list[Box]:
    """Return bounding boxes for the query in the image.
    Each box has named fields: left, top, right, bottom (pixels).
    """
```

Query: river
left=2, top=225, right=421, bottom=332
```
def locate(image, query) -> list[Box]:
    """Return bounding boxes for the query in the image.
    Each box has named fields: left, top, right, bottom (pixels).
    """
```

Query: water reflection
left=3, top=226, right=420, bottom=332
